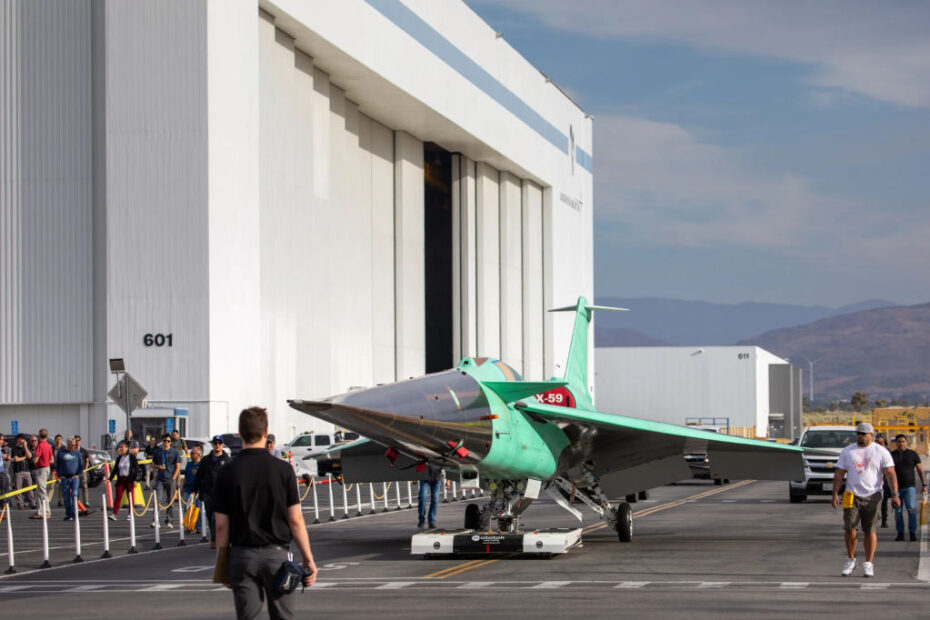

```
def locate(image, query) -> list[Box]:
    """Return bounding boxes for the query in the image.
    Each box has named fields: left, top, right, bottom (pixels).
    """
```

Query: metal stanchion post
left=355, top=483, right=362, bottom=517
left=73, top=495, right=83, bottom=562
left=381, top=483, right=389, bottom=512
left=4, top=506, right=15, bottom=574
left=326, top=474, right=335, bottom=522
left=368, top=483, right=376, bottom=514
left=101, top=493, right=112, bottom=558
left=178, top=493, right=186, bottom=546
left=128, top=490, right=138, bottom=553
left=341, top=483, right=349, bottom=519
left=40, top=500, right=51, bottom=569
left=311, top=479, right=320, bottom=525
left=395, top=481, right=402, bottom=510
left=152, top=493, right=162, bottom=550
left=103, top=462, right=113, bottom=510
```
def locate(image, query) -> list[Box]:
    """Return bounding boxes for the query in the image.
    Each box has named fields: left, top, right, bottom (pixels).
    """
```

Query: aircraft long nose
left=288, top=369, right=495, bottom=462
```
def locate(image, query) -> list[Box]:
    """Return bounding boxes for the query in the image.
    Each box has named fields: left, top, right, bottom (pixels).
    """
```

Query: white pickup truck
left=789, top=425, right=857, bottom=503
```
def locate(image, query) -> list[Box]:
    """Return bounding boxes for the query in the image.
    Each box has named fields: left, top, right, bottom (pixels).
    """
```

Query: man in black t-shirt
left=891, top=434, right=926, bottom=541
left=214, top=407, right=317, bottom=619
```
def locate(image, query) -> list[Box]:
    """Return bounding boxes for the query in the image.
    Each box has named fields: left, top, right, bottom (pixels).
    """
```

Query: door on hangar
left=424, top=142, right=453, bottom=373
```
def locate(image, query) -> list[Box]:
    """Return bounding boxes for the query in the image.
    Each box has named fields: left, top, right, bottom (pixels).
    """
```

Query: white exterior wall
left=0, top=0, right=93, bottom=408
left=2, top=0, right=593, bottom=442
left=595, top=346, right=787, bottom=437
left=499, top=172, right=523, bottom=374
left=475, top=162, right=501, bottom=358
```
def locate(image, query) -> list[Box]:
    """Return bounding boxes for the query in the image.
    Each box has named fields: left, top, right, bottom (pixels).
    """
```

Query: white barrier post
left=73, top=494, right=83, bottom=563
left=4, top=506, right=15, bottom=574
left=311, top=479, right=320, bottom=525
left=368, top=483, right=376, bottom=514
left=452, top=481, right=458, bottom=500
left=152, top=493, right=162, bottom=550
left=355, top=484, right=362, bottom=517
left=381, top=483, right=389, bottom=512
left=201, top=502, right=210, bottom=544
left=443, top=481, right=448, bottom=503
left=128, top=490, right=138, bottom=553
left=341, top=482, right=349, bottom=519
left=326, top=474, right=335, bottom=522
left=101, top=493, right=112, bottom=558
left=40, top=500, right=51, bottom=569
left=394, top=481, right=402, bottom=511
left=177, top=494, right=186, bottom=546
left=407, top=481, right=413, bottom=508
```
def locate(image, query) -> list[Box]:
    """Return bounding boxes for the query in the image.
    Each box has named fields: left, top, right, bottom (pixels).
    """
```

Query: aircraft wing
left=516, top=401, right=804, bottom=497
left=315, top=437, right=444, bottom=483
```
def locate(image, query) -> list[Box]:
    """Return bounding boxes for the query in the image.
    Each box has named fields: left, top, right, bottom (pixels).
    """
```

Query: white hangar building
left=595, top=347, right=803, bottom=440
left=0, top=0, right=594, bottom=446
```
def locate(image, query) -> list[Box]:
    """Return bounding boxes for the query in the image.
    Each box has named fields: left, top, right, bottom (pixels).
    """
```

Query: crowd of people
left=0, top=429, right=94, bottom=520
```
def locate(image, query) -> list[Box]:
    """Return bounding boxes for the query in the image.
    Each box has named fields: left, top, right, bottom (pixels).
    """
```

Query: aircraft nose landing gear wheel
left=615, top=502, right=632, bottom=542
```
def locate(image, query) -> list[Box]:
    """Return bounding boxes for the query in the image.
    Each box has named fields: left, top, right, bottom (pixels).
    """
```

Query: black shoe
left=417, top=520, right=425, bottom=528
left=428, top=522, right=436, bottom=529
left=910, top=532, right=917, bottom=541
left=880, top=521, right=888, bottom=528
left=895, top=532, right=905, bottom=541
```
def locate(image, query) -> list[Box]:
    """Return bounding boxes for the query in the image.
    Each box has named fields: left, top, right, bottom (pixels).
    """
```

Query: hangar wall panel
left=0, top=0, right=92, bottom=404
left=521, top=180, right=544, bottom=380
left=104, top=1, right=209, bottom=416
left=475, top=162, right=501, bottom=358
left=207, top=1, right=262, bottom=433
left=452, top=155, right=478, bottom=360
left=499, top=171, right=523, bottom=373
left=394, top=131, right=425, bottom=379
left=368, top=118, right=396, bottom=386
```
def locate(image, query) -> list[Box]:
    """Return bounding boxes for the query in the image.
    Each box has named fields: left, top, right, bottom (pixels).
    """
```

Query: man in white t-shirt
left=832, top=422, right=899, bottom=578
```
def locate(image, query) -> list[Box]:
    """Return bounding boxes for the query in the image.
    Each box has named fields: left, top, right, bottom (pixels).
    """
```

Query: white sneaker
left=841, top=558, right=857, bottom=576
left=863, top=562, right=874, bottom=578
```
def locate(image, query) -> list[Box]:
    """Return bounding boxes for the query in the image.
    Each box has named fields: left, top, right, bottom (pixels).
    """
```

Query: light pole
left=800, top=355, right=820, bottom=406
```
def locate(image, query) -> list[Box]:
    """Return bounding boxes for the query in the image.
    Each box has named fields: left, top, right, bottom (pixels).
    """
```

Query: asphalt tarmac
left=2, top=479, right=928, bottom=619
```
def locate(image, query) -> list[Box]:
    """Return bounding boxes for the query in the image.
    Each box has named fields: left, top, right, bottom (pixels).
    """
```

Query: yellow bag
left=184, top=501, right=201, bottom=531
left=842, top=490, right=855, bottom=509
left=920, top=491, right=929, bottom=526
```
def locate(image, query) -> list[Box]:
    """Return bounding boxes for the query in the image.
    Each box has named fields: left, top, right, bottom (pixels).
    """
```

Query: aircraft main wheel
left=637, top=490, right=649, bottom=500
left=616, top=503, right=633, bottom=542
left=464, top=503, right=482, bottom=530
left=625, top=493, right=638, bottom=503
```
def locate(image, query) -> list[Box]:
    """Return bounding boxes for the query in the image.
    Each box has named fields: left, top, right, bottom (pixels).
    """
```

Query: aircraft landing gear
left=464, top=503, right=482, bottom=530
left=615, top=502, right=632, bottom=542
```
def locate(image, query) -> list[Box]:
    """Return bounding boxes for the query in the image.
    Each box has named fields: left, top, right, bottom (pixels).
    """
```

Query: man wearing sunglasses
left=193, top=435, right=232, bottom=548
left=832, top=422, right=898, bottom=578
left=890, top=434, right=925, bottom=542
left=152, top=434, right=181, bottom=529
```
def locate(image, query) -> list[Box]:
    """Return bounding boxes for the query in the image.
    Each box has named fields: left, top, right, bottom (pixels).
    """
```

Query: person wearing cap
left=193, top=434, right=232, bottom=548
left=832, top=422, right=899, bottom=577
left=152, top=433, right=181, bottom=529
left=266, top=434, right=283, bottom=459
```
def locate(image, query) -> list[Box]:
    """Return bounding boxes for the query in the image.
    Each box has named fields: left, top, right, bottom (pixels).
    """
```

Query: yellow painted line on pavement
left=585, top=479, right=757, bottom=535
left=425, top=480, right=756, bottom=578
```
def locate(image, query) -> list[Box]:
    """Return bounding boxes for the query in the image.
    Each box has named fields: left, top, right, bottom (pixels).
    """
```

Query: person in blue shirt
left=152, top=434, right=181, bottom=529
left=55, top=437, right=84, bottom=521
left=183, top=445, right=203, bottom=532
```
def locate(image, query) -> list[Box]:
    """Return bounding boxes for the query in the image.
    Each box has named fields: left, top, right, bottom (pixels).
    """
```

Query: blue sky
left=465, top=1, right=930, bottom=306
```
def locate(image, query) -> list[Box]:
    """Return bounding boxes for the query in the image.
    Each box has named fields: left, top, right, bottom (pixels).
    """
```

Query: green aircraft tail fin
left=549, top=297, right=629, bottom=408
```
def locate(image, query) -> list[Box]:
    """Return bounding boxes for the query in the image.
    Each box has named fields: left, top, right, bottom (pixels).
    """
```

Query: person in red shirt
left=30, top=429, right=53, bottom=519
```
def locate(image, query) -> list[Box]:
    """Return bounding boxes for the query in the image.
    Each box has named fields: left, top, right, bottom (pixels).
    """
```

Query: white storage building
left=595, top=346, right=803, bottom=439
left=0, top=0, right=594, bottom=446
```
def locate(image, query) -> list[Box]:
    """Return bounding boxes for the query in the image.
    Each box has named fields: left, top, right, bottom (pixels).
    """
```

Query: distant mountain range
left=593, top=296, right=930, bottom=401
left=738, top=304, right=930, bottom=400
left=593, top=297, right=896, bottom=346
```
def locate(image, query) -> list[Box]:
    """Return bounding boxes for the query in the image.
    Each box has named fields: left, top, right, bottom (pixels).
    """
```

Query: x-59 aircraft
left=289, top=297, right=804, bottom=542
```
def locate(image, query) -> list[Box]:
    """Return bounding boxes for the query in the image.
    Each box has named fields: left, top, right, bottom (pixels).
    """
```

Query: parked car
left=284, top=430, right=359, bottom=461
left=788, top=425, right=857, bottom=503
